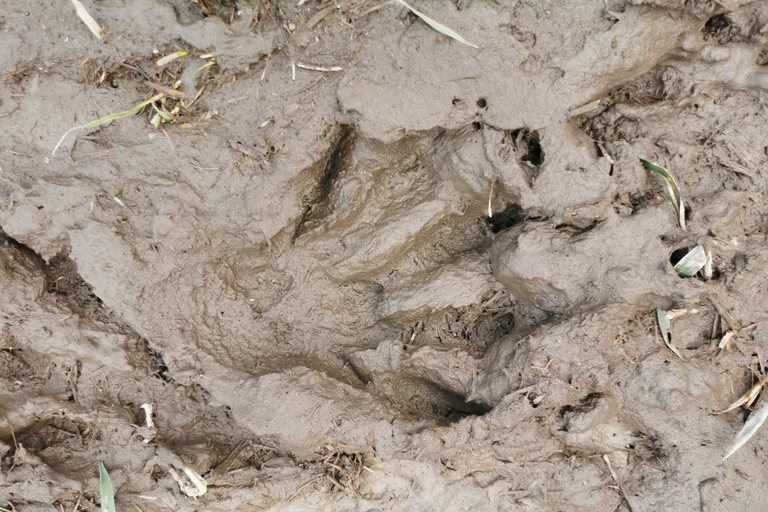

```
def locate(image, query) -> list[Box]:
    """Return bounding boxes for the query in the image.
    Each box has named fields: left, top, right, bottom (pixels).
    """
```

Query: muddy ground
left=1, top=0, right=768, bottom=510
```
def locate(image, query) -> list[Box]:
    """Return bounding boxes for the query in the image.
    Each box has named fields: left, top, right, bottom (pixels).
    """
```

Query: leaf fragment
left=723, top=401, right=768, bottom=460
left=640, top=158, right=685, bottom=230
left=72, top=0, right=103, bottom=39
left=656, top=308, right=684, bottom=360
left=395, top=0, right=478, bottom=48
left=98, top=462, right=116, bottom=512
left=673, top=245, right=707, bottom=277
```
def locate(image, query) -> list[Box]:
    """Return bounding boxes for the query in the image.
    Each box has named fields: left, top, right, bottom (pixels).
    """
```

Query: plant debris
left=713, top=380, right=764, bottom=415
left=656, top=308, right=684, bottom=360
left=673, top=245, right=707, bottom=277
left=72, top=0, right=102, bottom=39
left=157, top=51, right=188, bottom=67
left=640, top=158, right=686, bottom=230
left=723, top=401, right=768, bottom=460
left=169, top=464, right=208, bottom=498
left=395, top=0, right=478, bottom=48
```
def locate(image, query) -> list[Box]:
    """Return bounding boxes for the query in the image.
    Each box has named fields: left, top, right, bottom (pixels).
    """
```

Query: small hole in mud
left=452, top=97, right=462, bottom=106
left=487, top=204, right=525, bottom=233
left=476, top=98, right=487, bottom=108
left=522, top=137, right=543, bottom=166
left=394, top=376, right=491, bottom=422
left=703, top=13, right=731, bottom=36
left=472, top=121, right=482, bottom=131
left=669, top=247, right=692, bottom=267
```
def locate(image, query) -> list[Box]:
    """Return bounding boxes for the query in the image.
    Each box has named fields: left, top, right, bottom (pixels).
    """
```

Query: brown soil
left=2, top=0, right=768, bottom=510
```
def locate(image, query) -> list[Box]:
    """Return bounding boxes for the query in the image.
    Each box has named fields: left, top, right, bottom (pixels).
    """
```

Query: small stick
left=488, top=179, right=494, bottom=218
left=140, top=403, right=155, bottom=429
left=297, top=63, right=343, bottom=72
left=71, top=494, right=82, bottom=512
left=325, top=474, right=345, bottom=491
left=603, top=454, right=634, bottom=511
left=292, top=74, right=325, bottom=96
left=147, top=82, right=185, bottom=99
left=260, top=54, right=271, bottom=81
left=360, top=1, right=392, bottom=17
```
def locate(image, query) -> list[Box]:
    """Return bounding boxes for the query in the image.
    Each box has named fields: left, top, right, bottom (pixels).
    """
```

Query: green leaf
left=673, top=245, right=706, bottom=277
left=395, top=0, right=478, bottom=48
left=640, top=158, right=686, bottom=230
left=656, top=308, right=683, bottom=360
left=99, top=461, right=116, bottom=512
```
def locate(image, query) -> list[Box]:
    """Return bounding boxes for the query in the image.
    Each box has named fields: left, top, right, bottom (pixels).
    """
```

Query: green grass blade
left=150, top=102, right=174, bottom=122
left=673, top=245, right=706, bottom=277
left=656, top=308, right=683, bottom=360
left=640, top=158, right=685, bottom=230
left=98, top=461, right=116, bottom=512
left=53, top=93, right=165, bottom=155
left=395, top=0, right=478, bottom=48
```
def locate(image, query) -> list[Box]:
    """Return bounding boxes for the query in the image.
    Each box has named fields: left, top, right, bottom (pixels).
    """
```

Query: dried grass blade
left=181, top=465, right=208, bottom=496
left=157, top=51, right=188, bottom=67
left=719, top=330, right=736, bottom=351
left=52, top=93, right=165, bottom=155
left=640, top=158, right=685, bottom=230
left=713, top=382, right=764, bottom=415
left=656, top=308, right=684, bottom=360
left=72, top=0, right=103, bottom=39
left=395, top=0, right=478, bottom=48
left=723, top=401, right=768, bottom=460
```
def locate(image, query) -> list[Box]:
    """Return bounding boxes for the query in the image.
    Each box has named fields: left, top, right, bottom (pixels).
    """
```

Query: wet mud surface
left=2, top=0, right=768, bottom=510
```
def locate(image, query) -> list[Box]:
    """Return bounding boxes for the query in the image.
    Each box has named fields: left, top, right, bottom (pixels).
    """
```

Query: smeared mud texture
left=2, top=0, right=768, bottom=510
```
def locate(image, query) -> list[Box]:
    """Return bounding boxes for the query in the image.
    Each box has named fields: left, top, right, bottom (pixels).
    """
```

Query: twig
left=603, top=454, right=634, bottom=511
left=297, top=63, right=343, bottom=72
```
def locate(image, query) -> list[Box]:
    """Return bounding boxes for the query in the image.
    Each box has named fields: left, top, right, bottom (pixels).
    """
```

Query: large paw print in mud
left=137, top=118, right=612, bottom=421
